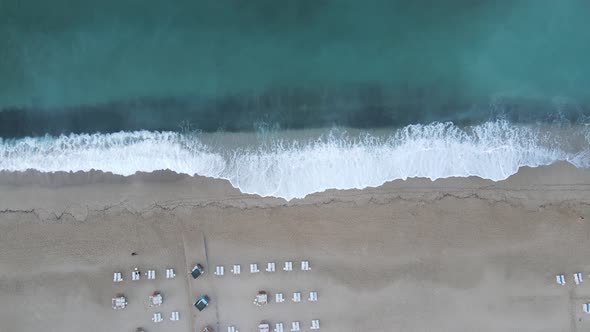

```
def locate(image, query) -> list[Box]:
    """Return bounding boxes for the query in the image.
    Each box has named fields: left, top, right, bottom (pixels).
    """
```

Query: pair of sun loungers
left=273, top=320, right=320, bottom=332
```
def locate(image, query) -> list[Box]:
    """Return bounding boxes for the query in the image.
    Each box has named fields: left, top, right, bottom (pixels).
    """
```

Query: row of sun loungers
left=113, top=268, right=176, bottom=282
left=556, top=273, right=584, bottom=285
left=215, top=261, right=311, bottom=276
left=274, top=291, right=318, bottom=303
left=273, top=320, right=320, bottom=332
left=151, top=311, right=181, bottom=323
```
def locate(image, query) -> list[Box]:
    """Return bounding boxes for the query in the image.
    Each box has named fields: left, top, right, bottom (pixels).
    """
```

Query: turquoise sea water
left=1, top=1, right=589, bottom=136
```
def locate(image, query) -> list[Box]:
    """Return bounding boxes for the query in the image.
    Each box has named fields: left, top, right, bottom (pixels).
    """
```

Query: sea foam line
left=0, top=121, right=587, bottom=200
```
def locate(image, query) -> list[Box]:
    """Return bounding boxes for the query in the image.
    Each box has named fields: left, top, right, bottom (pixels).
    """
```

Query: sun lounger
left=556, top=274, right=565, bottom=285
left=170, top=311, right=180, bottom=321
left=250, top=263, right=260, bottom=273
left=309, top=291, right=318, bottom=302
left=266, top=262, right=276, bottom=272
left=584, top=303, right=590, bottom=314
left=574, top=272, right=583, bottom=285
left=275, top=292, right=285, bottom=303
left=152, top=312, right=163, bottom=323
left=113, top=272, right=123, bottom=282
left=166, top=268, right=176, bottom=279
left=301, top=261, right=311, bottom=271
left=292, top=292, right=301, bottom=302
left=291, top=321, right=300, bottom=332
left=132, top=268, right=141, bottom=281
left=146, top=270, right=156, bottom=280
left=310, top=319, right=320, bottom=330
left=232, top=264, right=241, bottom=275
left=228, top=326, right=237, bottom=332
left=215, top=266, right=224, bottom=276
left=284, top=261, right=293, bottom=272
left=275, top=322, right=284, bottom=332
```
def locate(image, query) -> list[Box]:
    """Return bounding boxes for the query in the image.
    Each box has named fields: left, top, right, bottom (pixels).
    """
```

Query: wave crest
left=0, top=121, right=587, bottom=200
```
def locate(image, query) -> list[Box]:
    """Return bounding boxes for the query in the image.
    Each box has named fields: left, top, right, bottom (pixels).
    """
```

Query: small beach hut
left=191, top=264, right=204, bottom=279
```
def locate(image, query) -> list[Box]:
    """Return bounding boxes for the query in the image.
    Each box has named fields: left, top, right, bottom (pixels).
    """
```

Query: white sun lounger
left=275, top=292, right=285, bottom=303
left=166, top=268, right=176, bottom=279
left=284, top=261, right=293, bottom=271
left=275, top=322, right=284, bottom=332
left=132, top=268, right=141, bottom=281
left=292, top=292, right=301, bottom=302
left=170, top=311, right=180, bottom=321
left=291, top=321, right=300, bottom=332
left=250, top=263, right=260, bottom=273
left=113, top=272, right=123, bottom=282
left=301, top=261, right=311, bottom=271
left=232, top=264, right=241, bottom=275
left=215, top=266, right=225, bottom=276
left=556, top=274, right=565, bottom=285
left=152, top=312, right=163, bottom=323
left=310, top=319, right=320, bottom=330
left=309, top=291, right=318, bottom=302
left=574, top=272, right=583, bottom=285
left=584, top=303, right=590, bottom=314
left=146, top=270, right=156, bottom=280
left=266, top=262, right=276, bottom=272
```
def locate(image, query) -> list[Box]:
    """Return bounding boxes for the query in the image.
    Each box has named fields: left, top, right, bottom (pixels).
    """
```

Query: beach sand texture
left=1, top=162, right=590, bottom=332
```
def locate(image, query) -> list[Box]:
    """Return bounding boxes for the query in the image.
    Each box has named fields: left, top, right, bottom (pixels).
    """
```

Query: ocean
left=1, top=0, right=589, bottom=199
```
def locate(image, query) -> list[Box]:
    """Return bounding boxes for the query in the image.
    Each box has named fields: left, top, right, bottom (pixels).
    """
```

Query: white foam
left=0, top=121, right=587, bottom=200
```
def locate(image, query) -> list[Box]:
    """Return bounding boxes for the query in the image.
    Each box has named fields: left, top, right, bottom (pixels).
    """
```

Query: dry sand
left=1, top=162, right=590, bottom=332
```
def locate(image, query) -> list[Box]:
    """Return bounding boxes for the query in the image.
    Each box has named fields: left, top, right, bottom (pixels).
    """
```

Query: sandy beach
left=1, top=162, right=590, bottom=332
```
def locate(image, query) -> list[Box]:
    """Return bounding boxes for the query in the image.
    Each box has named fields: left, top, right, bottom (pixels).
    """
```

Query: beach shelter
left=149, top=291, right=163, bottom=307
left=291, top=321, right=300, bottom=332
left=274, top=323, right=284, bottom=332
left=194, top=295, right=210, bottom=311
left=259, top=322, right=270, bottom=332
left=112, top=295, right=128, bottom=310
left=584, top=303, right=590, bottom=314
left=192, top=264, right=205, bottom=279
left=253, top=291, right=268, bottom=306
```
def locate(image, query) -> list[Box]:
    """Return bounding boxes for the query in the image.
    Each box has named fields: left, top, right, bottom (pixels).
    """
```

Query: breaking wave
left=0, top=121, right=588, bottom=200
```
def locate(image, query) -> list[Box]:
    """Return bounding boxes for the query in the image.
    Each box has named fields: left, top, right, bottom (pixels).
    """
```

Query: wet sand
left=1, top=162, right=590, bottom=332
